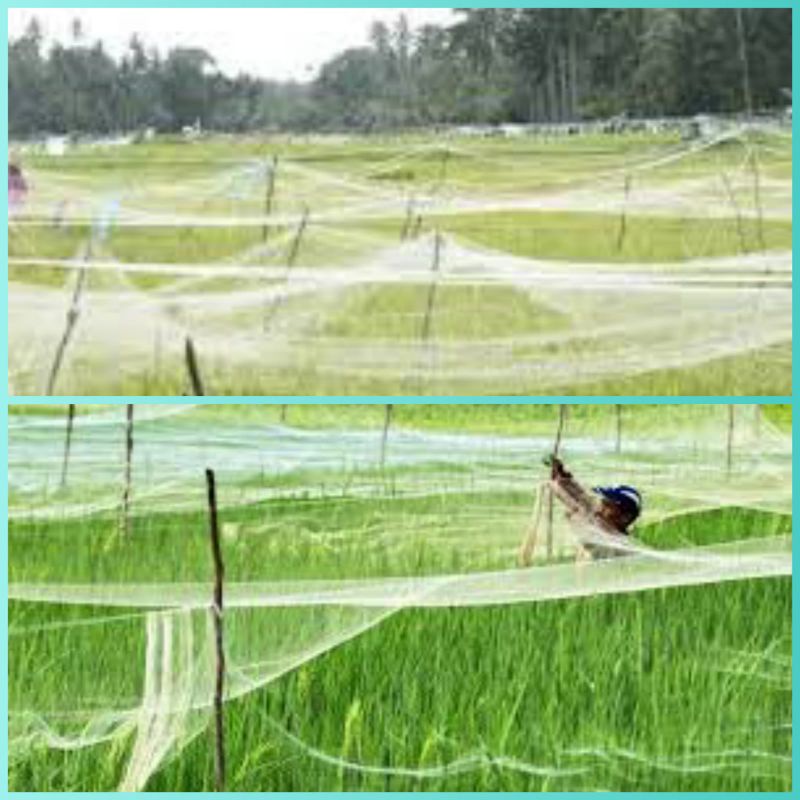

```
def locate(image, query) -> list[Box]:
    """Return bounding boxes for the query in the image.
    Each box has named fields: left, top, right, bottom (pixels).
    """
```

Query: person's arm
left=544, top=455, right=597, bottom=520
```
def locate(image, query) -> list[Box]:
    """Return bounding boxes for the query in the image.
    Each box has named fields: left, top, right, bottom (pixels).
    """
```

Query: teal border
left=3, top=1, right=796, bottom=796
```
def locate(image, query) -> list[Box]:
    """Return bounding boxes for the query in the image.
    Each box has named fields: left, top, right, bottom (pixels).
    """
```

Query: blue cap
left=593, top=485, right=642, bottom=518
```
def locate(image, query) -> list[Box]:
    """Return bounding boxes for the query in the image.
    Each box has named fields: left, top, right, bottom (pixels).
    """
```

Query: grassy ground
left=9, top=130, right=791, bottom=396
left=8, top=400, right=792, bottom=791
left=9, top=499, right=791, bottom=791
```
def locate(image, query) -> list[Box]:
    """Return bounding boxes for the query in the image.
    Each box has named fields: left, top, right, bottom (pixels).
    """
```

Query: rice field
left=8, top=126, right=792, bottom=396
left=7, top=403, right=792, bottom=791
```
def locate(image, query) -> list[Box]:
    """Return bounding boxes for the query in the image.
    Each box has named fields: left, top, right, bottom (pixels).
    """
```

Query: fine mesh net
left=8, top=125, right=791, bottom=395
left=8, top=404, right=791, bottom=789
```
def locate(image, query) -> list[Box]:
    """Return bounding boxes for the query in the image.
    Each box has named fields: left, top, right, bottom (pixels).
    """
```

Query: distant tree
left=7, top=9, right=793, bottom=136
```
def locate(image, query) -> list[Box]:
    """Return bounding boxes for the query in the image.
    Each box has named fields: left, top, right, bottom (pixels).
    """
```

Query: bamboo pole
left=380, top=404, right=393, bottom=468
left=420, top=232, right=443, bottom=344
left=736, top=9, right=765, bottom=251
left=726, top=404, right=735, bottom=474
left=261, top=155, right=278, bottom=243
left=546, top=405, right=568, bottom=558
left=185, top=336, right=205, bottom=396
left=263, top=204, right=310, bottom=330
left=205, top=468, right=226, bottom=793
left=286, top=204, right=310, bottom=267
left=615, top=174, right=631, bottom=253
left=45, top=266, right=87, bottom=395
left=119, top=404, right=134, bottom=536
left=400, top=197, right=415, bottom=240
left=60, top=403, right=76, bottom=489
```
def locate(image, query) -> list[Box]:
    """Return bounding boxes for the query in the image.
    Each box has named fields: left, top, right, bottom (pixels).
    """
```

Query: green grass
left=436, top=211, right=792, bottom=263
left=324, top=284, right=568, bottom=341
left=9, top=131, right=791, bottom=396
left=9, top=499, right=791, bottom=791
left=8, top=401, right=792, bottom=791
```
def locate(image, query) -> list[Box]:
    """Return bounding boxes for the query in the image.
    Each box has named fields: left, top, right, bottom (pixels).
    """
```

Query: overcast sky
left=8, top=8, right=457, bottom=81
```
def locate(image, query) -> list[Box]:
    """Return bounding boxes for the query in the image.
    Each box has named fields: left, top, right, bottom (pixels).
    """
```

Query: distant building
left=45, top=136, right=68, bottom=156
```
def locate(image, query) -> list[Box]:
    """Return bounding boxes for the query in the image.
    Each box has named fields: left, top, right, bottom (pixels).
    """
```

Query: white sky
left=8, top=8, right=457, bottom=81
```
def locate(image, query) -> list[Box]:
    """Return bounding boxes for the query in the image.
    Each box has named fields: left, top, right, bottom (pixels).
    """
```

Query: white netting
left=8, top=404, right=791, bottom=789
left=8, top=126, right=791, bottom=395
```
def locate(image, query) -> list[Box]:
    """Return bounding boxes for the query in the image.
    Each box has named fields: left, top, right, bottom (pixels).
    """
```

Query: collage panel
left=7, top=8, right=792, bottom=397
left=7, top=402, right=792, bottom=791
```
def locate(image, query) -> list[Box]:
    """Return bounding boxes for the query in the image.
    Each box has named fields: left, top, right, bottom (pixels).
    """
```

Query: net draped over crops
left=8, top=125, right=792, bottom=396
left=8, top=404, right=791, bottom=789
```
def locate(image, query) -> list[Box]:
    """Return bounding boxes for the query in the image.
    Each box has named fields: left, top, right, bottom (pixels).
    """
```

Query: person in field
left=545, top=454, right=642, bottom=560
left=8, top=163, right=28, bottom=214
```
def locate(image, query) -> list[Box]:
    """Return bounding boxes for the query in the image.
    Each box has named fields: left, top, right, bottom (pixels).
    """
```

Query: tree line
left=9, top=8, right=792, bottom=137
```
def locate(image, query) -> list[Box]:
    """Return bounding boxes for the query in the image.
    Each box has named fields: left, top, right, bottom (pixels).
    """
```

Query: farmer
left=8, top=162, right=28, bottom=214
left=545, top=454, right=642, bottom=560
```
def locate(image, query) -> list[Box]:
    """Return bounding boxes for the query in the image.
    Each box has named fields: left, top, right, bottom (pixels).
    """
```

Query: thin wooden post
left=726, top=404, right=735, bottom=474
left=380, top=404, right=393, bottom=468
left=754, top=404, right=761, bottom=438
left=280, top=404, right=288, bottom=424
left=546, top=405, right=568, bottom=558
left=400, top=197, right=415, bottom=240
left=736, top=9, right=765, bottom=251
left=615, top=174, right=631, bottom=253
left=119, top=404, right=134, bottom=536
left=205, top=468, right=226, bottom=793
left=60, top=403, right=76, bottom=489
left=261, top=155, right=278, bottom=243
left=286, top=204, right=310, bottom=267
left=615, top=404, right=622, bottom=454
left=185, top=336, right=205, bottom=396
left=420, top=232, right=443, bottom=344
left=263, top=204, right=307, bottom=331
left=45, top=266, right=87, bottom=395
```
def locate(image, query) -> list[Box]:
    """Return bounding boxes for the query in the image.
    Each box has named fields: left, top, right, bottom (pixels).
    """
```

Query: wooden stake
left=185, top=336, right=205, bottom=396
left=280, top=404, right=288, bottom=424
left=736, top=9, right=765, bottom=251
left=615, top=174, right=631, bottom=253
left=205, top=468, right=226, bottom=793
left=726, top=404, right=735, bottom=474
left=546, top=405, right=568, bottom=558
left=286, top=204, right=310, bottom=267
left=119, top=404, right=134, bottom=536
left=420, top=232, right=443, bottom=344
left=45, top=266, right=87, bottom=395
left=380, top=404, right=393, bottom=468
left=400, top=197, right=415, bottom=240
left=615, top=404, right=622, bottom=454
left=261, top=155, right=278, bottom=243
left=60, top=403, right=76, bottom=489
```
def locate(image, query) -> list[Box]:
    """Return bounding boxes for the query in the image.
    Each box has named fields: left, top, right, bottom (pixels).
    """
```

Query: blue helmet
left=593, top=485, right=642, bottom=521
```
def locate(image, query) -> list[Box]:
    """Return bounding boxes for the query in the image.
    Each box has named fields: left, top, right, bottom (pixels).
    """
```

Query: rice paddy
left=7, top=403, right=792, bottom=791
left=8, top=125, right=792, bottom=396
